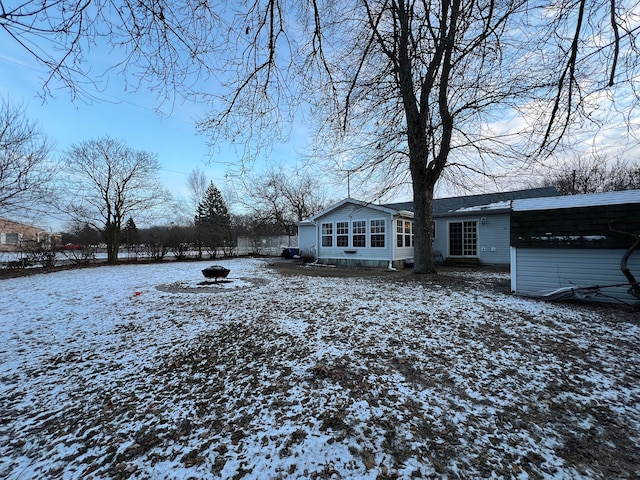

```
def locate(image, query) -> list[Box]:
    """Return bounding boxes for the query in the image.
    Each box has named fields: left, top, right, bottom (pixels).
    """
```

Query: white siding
left=513, top=248, right=640, bottom=305
left=392, top=218, right=415, bottom=262
left=298, top=223, right=316, bottom=257
left=316, top=203, right=393, bottom=266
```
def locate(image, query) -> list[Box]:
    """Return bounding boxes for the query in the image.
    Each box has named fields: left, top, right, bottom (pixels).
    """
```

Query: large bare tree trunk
left=411, top=169, right=436, bottom=274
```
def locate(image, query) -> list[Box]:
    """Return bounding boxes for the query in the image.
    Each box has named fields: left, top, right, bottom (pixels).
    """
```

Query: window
left=404, top=221, right=412, bottom=247
left=321, top=223, right=333, bottom=247
left=370, top=219, right=385, bottom=248
left=396, top=220, right=413, bottom=248
left=352, top=221, right=366, bottom=247
left=336, top=222, right=349, bottom=247
left=2, top=233, right=20, bottom=245
left=449, top=221, right=477, bottom=256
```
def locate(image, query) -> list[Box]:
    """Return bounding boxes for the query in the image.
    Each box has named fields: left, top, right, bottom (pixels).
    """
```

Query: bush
left=23, top=239, right=57, bottom=269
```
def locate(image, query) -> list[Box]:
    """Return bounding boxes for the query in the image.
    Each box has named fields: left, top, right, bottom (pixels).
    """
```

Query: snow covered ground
left=1, top=258, right=638, bottom=479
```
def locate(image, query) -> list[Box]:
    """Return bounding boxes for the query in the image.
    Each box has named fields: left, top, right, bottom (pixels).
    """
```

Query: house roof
left=299, top=187, right=560, bottom=225
left=0, top=217, right=45, bottom=230
left=304, top=198, right=406, bottom=223
left=513, top=189, right=640, bottom=212
left=384, top=187, right=558, bottom=215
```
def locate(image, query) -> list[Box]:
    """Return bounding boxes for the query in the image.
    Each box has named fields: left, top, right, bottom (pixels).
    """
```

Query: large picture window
left=352, top=221, right=366, bottom=247
left=370, top=219, right=385, bottom=248
left=321, top=222, right=333, bottom=247
left=336, top=222, right=349, bottom=247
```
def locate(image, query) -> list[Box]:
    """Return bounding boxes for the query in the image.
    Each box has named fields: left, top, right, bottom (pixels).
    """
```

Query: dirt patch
left=268, top=258, right=638, bottom=322
left=269, top=258, right=509, bottom=290
left=156, top=276, right=270, bottom=293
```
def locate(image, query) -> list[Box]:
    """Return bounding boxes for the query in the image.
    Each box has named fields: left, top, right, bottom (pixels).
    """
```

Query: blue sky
left=0, top=43, right=308, bottom=219
left=2, top=13, right=638, bottom=232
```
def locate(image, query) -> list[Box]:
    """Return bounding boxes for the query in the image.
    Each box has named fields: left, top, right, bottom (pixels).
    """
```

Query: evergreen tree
left=122, top=217, right=140, bottom=245
left=195, top=182, right=231, bottom=253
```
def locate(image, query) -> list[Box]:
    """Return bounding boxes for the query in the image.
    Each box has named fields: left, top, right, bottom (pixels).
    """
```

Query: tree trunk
left=411, top=157, right=437, bottom=274
left=105, top=222, right=120, bottom=265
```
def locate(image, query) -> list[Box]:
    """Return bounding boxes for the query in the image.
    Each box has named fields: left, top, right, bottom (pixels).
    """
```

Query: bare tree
left=240, top=168, right=328, bottom=236
left=0, top=98, right=55, bottom=217
left=186, top=168, right=208, bottom=216
left=4, top=1, right=639, bottom=272
left=0, top=1, right=224, bottom=102
left=62, top=136, right=171, bottom=264
left=537, top=156, right=640, bottom=195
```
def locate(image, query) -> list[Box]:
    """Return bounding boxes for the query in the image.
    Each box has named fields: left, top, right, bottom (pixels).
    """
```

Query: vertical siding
left=298, top=224, right=316, bottom=257
left=513, top=248, right=640, bottom=305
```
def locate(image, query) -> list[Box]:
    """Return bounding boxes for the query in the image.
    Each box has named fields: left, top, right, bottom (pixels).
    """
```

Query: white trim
left=513, top=189, right=640, bottom=211
left=306, top=198, right=402, bottom=223
left=510, top=247, right=517, bottom=293
left=369, top=218, right=386, bottom=248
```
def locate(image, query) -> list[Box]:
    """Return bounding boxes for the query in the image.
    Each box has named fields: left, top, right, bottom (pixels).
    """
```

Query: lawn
left=1, top=258, right=638, bottom=479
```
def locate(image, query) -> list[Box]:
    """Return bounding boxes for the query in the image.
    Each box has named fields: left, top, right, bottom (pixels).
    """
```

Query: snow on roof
left=513, top=189, right=640, bottom=211
left=454, top=200, right=511, bottom=212
left=384, top=187, right=558, bottom=215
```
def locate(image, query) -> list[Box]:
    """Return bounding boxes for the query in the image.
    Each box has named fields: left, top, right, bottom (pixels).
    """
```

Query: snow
left=1, top=258, right=639, bottom=479
left=454, top=200, right=512, bottom=212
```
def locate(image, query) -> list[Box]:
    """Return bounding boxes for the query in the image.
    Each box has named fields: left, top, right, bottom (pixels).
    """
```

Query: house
left=0, top=218, right=55, bottom=252
left=298, top=187, right=557, bottom=268
left=510, top=189, right=640, bottom=305
left=298, top=198, right=415, bottom=268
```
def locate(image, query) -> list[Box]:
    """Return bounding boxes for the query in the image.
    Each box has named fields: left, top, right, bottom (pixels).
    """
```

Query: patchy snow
left=1, top=259, right=639, bottom=479
left=453, top=200, right=512, bottom=212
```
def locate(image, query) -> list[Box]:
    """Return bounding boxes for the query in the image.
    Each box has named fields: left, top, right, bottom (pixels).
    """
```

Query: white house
left=510, top=189, right=640, bottom=305
left=298, top=198, right=415, bottom=268
left=298, top=187, right=557, bottom=268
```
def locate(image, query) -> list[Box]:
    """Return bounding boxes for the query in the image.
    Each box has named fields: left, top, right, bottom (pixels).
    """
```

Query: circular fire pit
left=156, top=276, right=269, bottom=294
left=201, top=265, right=231, bottom=281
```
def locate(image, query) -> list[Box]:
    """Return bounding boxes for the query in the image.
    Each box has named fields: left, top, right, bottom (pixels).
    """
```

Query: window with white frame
left=321, top=222, right=333, bottom=247
left=1, top=233, right=20, bottom=245
left=352, top=220, right=366, bottom=247
left=404, top=220, right=411, bottom=247
left=396, top=220, right=413, bottom=247
left=370, top=219, right=385, bottom=248
left=336, top=222, right=349, bottom=247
